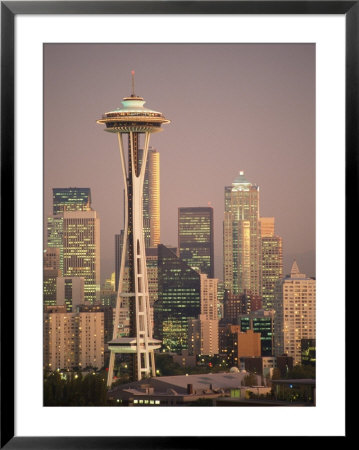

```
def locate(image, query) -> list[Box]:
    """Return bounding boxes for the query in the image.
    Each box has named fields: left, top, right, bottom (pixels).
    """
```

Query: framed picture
left=1, top=1, right=353, bottom=447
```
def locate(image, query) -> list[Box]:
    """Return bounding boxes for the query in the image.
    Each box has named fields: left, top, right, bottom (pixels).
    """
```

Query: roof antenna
left=131, top=70, right=135, bottom=97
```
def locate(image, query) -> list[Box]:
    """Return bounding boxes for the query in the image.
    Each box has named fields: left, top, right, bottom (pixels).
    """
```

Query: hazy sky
left=44, top=43, right=315, bottom=282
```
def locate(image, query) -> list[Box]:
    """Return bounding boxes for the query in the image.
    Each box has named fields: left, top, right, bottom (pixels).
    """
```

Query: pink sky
left=44, top=43, right=315, bottom=282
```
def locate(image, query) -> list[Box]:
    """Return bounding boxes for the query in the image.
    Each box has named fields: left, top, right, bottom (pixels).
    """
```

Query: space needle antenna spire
left=131, top=70, right=136, bottom=97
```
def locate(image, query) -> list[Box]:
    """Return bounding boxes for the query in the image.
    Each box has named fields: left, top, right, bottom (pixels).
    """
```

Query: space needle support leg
left=107, top=133, right=129, bottom=388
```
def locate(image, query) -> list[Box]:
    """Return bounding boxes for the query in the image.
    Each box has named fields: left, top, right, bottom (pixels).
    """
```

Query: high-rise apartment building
left=62, top=210, right=100, bottom=304
left=273, top=261, right=316, bottom=365
left=223, top=171, right=261, bottom=296
left=260, top=217, right=283, bottom=310
left=44, top=305, right=104, bottom=371
left=154, top=244, right=201, bottom=353
left=77, top=304, right=114, bottom=350
left=178, top=207, right=214, bottom=278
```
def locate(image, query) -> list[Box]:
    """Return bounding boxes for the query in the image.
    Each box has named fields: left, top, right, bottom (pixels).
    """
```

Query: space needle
left=97, top=72, right=170, bottom=386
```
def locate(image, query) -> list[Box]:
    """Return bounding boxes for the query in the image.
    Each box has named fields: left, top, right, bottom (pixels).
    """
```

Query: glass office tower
left=155, top=244, right=201, bottom=353
left=178, top=206, right=214, bottom=278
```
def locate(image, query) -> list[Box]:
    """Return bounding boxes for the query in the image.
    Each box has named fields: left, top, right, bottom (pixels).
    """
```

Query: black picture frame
left=1, top=1, right=353, bottom=447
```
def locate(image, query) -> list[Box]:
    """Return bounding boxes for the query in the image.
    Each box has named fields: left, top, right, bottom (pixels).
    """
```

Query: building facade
left=238, top=309, right=274, bottom=356
left=188, top=274, right=219, bottom=356
left=219, top=325, right=261, bottom=367
left=260, top=217, right=283, bottom=310
left=62, top=210, right=100, bottom=304
left=178, top=207, right=214, bottom=278
left=44, top=305, right=104, bottom=371
left=273, top=261, right=316, bottom=365
left=46, top=188, right=99, bottom=304
left=43, top=247, right=61, bottom=271
left=52, top=187, right=92, bottom=215
left=47, top=215, right=64, bottom=273
left=155, top=244, right=201, bottom=353
left=56, top=276, right=85, bottom=312
left=43, top=268, right=61, bottom=307
left=223, top=171, right=261, bottom=296
left=223, top=290, right=262, bottom=322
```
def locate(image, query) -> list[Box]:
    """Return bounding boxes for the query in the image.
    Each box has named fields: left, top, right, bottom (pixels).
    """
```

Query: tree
left=242, top=372, right=258, bottom=386
left=271, top=368, right=282, bottom=380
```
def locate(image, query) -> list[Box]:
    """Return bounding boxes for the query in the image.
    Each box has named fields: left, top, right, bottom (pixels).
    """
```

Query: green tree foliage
left=43, top=370, right=114, bottom=406
left=242, top=372, right=258, bottom=386
left=271, top=368, right=282, bottom=380
left=154, top=354, right=186, bottom=376
left=286, top=364, right=315, bottom=379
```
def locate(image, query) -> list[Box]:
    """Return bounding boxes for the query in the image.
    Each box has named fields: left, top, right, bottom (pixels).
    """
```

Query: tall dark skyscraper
left=154, top=244, right=201, bottom=353
left=52, top=187, right=92, bottom=215
left=178, top=206, right=214, bottom=278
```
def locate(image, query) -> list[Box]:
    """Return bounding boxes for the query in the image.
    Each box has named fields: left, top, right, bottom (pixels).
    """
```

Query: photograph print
left=43, top=43, right=316, bottom=407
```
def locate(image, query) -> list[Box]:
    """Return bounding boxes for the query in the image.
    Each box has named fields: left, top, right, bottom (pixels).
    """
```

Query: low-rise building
left=108, top=372, right=263, bottom=406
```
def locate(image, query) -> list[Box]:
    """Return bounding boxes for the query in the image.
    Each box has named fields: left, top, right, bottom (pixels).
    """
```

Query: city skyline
left=44, top=43, right=315, bottom=281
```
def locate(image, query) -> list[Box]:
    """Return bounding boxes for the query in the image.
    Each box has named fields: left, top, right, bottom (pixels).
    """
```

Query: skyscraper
left=47, top=187, right=94, bottom=275
left=62, top=210, right=100, bottom=304
left=47, top=215, right=64, bottom=273
left=155, top=244, right=201, bottom=353
left=56, top=276, right=85, bottom=312
left=43, top=268, right=61, bottom=307
left=97, top=73, right=169, bottom=385
left=178, top=206, right=214, bottom=278
left=223, top=171, right=261, bottom=296
left=52, top=187, right=91, bottom=215
left=260, top=217, right=283, bottom=310
left=43, top=247, right=61, bottom=271
left=188, top=273, right=219, bottom=356
left=139, top=147, right=160, bottom=248
left=273, top=260, right=316, bottom=365
left=238, top=309, right=275, bottom=356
